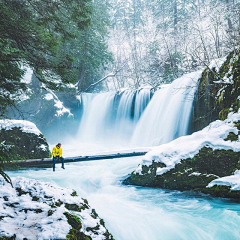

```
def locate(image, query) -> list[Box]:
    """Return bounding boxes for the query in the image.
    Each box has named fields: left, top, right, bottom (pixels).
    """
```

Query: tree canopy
left=0, top=0, right=92, bottom=117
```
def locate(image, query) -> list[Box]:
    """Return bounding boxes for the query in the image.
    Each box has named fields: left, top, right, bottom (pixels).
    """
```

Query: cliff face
left=124, top=51, right=240, bottom=200
left=6, top=70, right=82, bottom=141
left=191, top=50, right=240, bottom=132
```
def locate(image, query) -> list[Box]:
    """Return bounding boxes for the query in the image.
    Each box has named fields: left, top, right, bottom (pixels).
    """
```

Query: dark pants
left=53, top=156, right=64, bottom=171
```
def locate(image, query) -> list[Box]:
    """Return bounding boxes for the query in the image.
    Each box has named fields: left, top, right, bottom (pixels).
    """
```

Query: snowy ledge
left=137, top=110, right=240, bottom=173
left=132, top=109, right=240, bottom=192
left=0, top=177, right=113, bottom=240
left=0, top=120, right=41, bottom=136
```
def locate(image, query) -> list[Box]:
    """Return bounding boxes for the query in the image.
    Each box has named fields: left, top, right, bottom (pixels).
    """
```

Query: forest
left=0, top=0, right=240, bottom=239
left=1, top=0, right=239, bottom=116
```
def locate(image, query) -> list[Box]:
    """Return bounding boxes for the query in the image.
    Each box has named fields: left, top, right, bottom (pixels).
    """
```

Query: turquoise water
left=9, top=157, right=240, bottom=240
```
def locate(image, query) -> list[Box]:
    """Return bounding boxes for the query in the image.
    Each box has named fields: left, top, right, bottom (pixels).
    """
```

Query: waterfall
left=134, top=88, right=152, bottom=122
left=77, top=88, right=151, bottom=146
left=131, top=71, right=201, bottom=146
left=78, top=92, right=116, bottom=142
left=77, top=71, right=201, bottom=148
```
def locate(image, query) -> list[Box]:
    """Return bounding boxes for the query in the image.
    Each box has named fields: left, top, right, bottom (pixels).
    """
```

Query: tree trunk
left=77, top=64, right=84, bottom=91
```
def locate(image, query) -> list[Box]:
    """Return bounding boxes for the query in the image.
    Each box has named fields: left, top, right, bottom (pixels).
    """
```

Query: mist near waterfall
left=57, top=71, right=200, bottom=156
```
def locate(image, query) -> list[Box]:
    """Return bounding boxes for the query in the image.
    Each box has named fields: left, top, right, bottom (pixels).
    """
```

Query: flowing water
left=11, top=71, right=240, bottom=239
left=9, top=157, right=240, bottom=240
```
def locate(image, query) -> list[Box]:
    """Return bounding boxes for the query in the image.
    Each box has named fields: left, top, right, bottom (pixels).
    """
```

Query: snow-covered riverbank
left=0, top=177, right=113, bottom=239
left=8, top=156, right=240, bottom=240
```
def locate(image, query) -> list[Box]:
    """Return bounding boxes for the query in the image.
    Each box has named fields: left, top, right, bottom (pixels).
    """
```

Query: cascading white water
left=114, top=90, right=136, bottom=141
left=77, top=88, right=152, bottom=147
left=131, top=71, right=201, bottom=146
left=133, top=88, right=152, bottom=122
left=78, top=92, right=116, bottom=143
left=77, top=71, right=201, bottom=149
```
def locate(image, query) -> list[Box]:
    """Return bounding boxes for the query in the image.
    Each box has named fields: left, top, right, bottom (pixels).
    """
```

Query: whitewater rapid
left=9, top=157, right=240, bottom=240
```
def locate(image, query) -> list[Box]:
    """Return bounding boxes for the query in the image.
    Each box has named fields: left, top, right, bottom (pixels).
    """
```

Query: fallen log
left=15, top=151, right=148, bottom=168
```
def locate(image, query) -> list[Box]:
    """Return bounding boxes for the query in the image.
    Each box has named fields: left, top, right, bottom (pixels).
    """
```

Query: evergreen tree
left=0, top=0, right=92, bottom=117
left=67, top=0, right=113, bottom=92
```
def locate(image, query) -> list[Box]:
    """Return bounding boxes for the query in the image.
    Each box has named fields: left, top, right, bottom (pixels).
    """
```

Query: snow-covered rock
left=124, top=110, right=240, bottom=199
left=0, top=120, right=41, bottom=135
left=0, top=177, right=113, bottom=240
left=0, top=120, right=50, bottom=160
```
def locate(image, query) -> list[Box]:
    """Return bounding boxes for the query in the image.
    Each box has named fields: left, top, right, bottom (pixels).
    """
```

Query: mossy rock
left=65, top=203, right=85, bottom=212
left=202, top=185, right=240, bottom=200
left=0, top=234, right=17, bottom=240
left=55, top=199, right=63, bottom=207
left=91, top=209, right=98, bottom=219
left=71, top=190, right=78, bottom=197
left=191, top=49, right=240, bottom=132
left=48, top=209, right=54, bottom=216
left=225, top=132, right=238, bottom=141
left=64, top=212, right=82, bottom=230
left=0, top=127, right=50, bottom=161
left=66, top=228, right=92, bottom=240
left=125, top=147, right=240, bottom=199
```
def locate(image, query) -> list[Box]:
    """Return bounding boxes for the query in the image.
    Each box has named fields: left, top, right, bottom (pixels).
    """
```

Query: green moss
left=202, top=185, right=240, bottom=199
left=48, top=209, right=54, bottom=216
left=103, top=230, right=115, bottom=240
left=66, top=229, right=92, bottom=240
left=55, top=199, right=63, bottom=207
left=65, top=203, right=90, bottom=212
left=91, top=209, right=98, bottom=219
left=191, top=49, right=240, bottom=132
left=0, top=127, right=50, bottom=162
left=234, top=121, right=240, bottom=131
left=71, top=190, right=78, bottom=197
left=225, top=132, right=238, bottom=141
left=64, top=212, right=82, bottom=230
left=65, top=203, right=81, bottom=212
left=100, top=219, right=105, bottom=226
left=125, top=147, right=240, bottom=199
left=78, top=204, right=89, bottom=211
left=219, top=108, right=230, bottom=120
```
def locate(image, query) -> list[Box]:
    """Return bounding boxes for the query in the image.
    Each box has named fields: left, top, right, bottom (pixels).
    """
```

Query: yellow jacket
left=52, top=146, right=62, bottom=157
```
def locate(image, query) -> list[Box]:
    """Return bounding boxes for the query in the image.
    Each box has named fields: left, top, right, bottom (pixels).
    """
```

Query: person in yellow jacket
left=52, top=143, right=65, bottom=171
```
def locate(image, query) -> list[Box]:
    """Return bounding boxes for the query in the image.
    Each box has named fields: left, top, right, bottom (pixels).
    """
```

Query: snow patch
left=44, top=93, right=54, bottom=101
left=135, top=109, right=240, bottom=176
left=0, top=120, right=41, bottom=135
left=207, top=170, right=240, bottom=191
left=42, top=84, right=73, bottom=117
left=0, top=177, right=110, bottom=239
left=208, top=56, right=227, bottom=72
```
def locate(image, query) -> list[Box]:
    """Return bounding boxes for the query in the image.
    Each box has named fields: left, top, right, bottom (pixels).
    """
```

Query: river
left=9, top=156, right=240, bottom=240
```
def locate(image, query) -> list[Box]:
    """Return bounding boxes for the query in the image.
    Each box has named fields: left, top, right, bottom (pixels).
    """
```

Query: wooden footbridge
left=16, top=149, right=150, bottom=168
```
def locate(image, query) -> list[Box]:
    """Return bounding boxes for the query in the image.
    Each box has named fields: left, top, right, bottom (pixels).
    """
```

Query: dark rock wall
left=191, top=50, right=240, bottom=132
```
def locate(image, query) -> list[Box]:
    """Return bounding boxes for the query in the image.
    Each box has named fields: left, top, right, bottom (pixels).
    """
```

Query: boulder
left=0, top=120, right=50, bottom=160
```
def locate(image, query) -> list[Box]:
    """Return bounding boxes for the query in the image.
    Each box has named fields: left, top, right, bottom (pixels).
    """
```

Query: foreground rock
left=124, top=111, right=240, bottom=200
left=0, top=120, right=50, bottom=160
left=0, top=177, right=114, bottom=239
